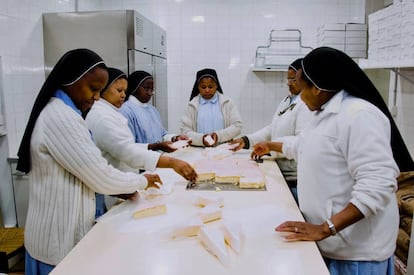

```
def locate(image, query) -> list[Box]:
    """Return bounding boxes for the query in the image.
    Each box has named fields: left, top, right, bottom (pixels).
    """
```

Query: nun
left=251, top=47, right=413, bottom=274
left=120, top=70, right=188, bottom=152
left=230, top=58, right=315, bottom=203
left=17, top=49, right=162, bottom=274
left=180, top=68, right=243, bottom=147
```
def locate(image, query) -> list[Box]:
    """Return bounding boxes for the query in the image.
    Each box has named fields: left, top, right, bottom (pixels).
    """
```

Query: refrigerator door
left=133, top=11, right=153, bottom=55
left=152, top=25, right=168, bottom=129
left=154, top=56, right=168, bottom=129
left=152, top=24, right=167, bottom=58
left=129, top=49, right=154, bottom=75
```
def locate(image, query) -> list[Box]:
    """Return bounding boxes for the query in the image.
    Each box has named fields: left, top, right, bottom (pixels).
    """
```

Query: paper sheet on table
left=169, top=140, right=190, bottom=149
left=96, top=181, right=175, bottom=224
left=97, top=197, right=175, bottom=232
left=202, top=147, right=233, bottom=160
left=216, top=142, right=239, bottom=151
left=107, top=201, right=189, bottom=234
left=141, top=181, right=174, bottom=197
left=221, top=204, right=294, bottom=237
left=99, top=202, right=294, bottom=237
left=201, top=142, right=241, bottom=160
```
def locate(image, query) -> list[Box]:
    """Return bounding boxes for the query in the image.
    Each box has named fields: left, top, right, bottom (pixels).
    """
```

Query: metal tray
left=186, top=180, right=266, bottom=191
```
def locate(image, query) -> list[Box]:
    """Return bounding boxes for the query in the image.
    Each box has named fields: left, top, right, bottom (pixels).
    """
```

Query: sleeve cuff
left=241, top=136, right=250, bottom=149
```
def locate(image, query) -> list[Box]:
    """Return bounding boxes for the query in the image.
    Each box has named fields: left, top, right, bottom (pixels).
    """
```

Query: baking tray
left=186, top=180, right=267, bottom=191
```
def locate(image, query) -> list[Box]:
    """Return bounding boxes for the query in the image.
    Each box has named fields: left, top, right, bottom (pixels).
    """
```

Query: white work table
left=51, top=147, right=329, bottom=275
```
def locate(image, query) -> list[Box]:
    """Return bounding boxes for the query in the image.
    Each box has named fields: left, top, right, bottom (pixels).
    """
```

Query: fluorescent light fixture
left=192, top=16, right=205, bottom=23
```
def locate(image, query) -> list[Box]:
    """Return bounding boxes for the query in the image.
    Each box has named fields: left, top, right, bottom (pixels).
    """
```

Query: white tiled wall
left=0, top=0, right=103, bottom=156
left=2, top=0, right=413, bottom=162
left=0, top=0, right=104, bottom=226
left=98, top=0, right=366, bottom=137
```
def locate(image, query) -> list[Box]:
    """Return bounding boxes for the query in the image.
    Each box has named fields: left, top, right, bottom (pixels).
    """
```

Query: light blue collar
left=200, top=93, right=219, bottom=105
left=54, top=89, right=82, bottom=116
left=288, top=94, right=298, bottom=104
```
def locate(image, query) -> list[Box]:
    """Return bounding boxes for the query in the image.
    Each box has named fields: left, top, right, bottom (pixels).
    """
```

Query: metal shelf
left=252, top=66, right=289, bottom=72
left=253, top=29, right=312, bottom=72
left=359, top=59, right=414, bottom=70
left=359, top=59, right=414, bottom=85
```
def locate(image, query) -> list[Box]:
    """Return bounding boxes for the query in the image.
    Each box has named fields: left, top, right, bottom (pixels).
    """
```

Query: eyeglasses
left=287, top=78, right=296, bottom=83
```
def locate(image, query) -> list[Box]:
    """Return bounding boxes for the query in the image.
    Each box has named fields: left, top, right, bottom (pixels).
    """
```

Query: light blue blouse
left=196, top=93, right=224, bottom=134
left=120, top=96, right=167, bottom=143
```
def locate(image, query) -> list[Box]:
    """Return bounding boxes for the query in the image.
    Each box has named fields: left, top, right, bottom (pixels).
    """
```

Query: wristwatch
left=326, top=219, right=337, bottom=236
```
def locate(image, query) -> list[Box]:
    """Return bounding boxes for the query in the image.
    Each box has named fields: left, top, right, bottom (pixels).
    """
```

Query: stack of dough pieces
left=192, top=158, right=265, bottom=188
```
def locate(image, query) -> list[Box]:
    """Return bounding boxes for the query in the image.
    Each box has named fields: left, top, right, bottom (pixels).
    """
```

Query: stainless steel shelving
left=253, top=29, right=312, bottom=72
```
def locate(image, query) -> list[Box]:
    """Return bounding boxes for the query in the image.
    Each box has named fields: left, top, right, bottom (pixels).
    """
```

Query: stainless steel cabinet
left=43, top=10, right=168, bottom=128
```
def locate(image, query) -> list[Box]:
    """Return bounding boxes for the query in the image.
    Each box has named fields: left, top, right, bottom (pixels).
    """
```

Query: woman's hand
left=175, top=134, right=191, bottom=142
left=275, top=221, right=331, bottom=242
left=143, top=173, right=163, bottom=190
left=113, top=191, right=139, bottom=202
left=251, top=141, right=271, bottom=160
left=229, top=138, right=244, bottom=151
left=171, top=159, right=198, bottom=182
left=203, top=133, right=218, bottom=147
left=149, top=141, right=177, bottom=153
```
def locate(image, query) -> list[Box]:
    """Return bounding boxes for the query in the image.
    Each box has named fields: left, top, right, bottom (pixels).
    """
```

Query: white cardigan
left=86, top=99, right=160, bottom=172
left=180, top=94, right=242, bottom=146
left=25, top=98, right=150, bottom=265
